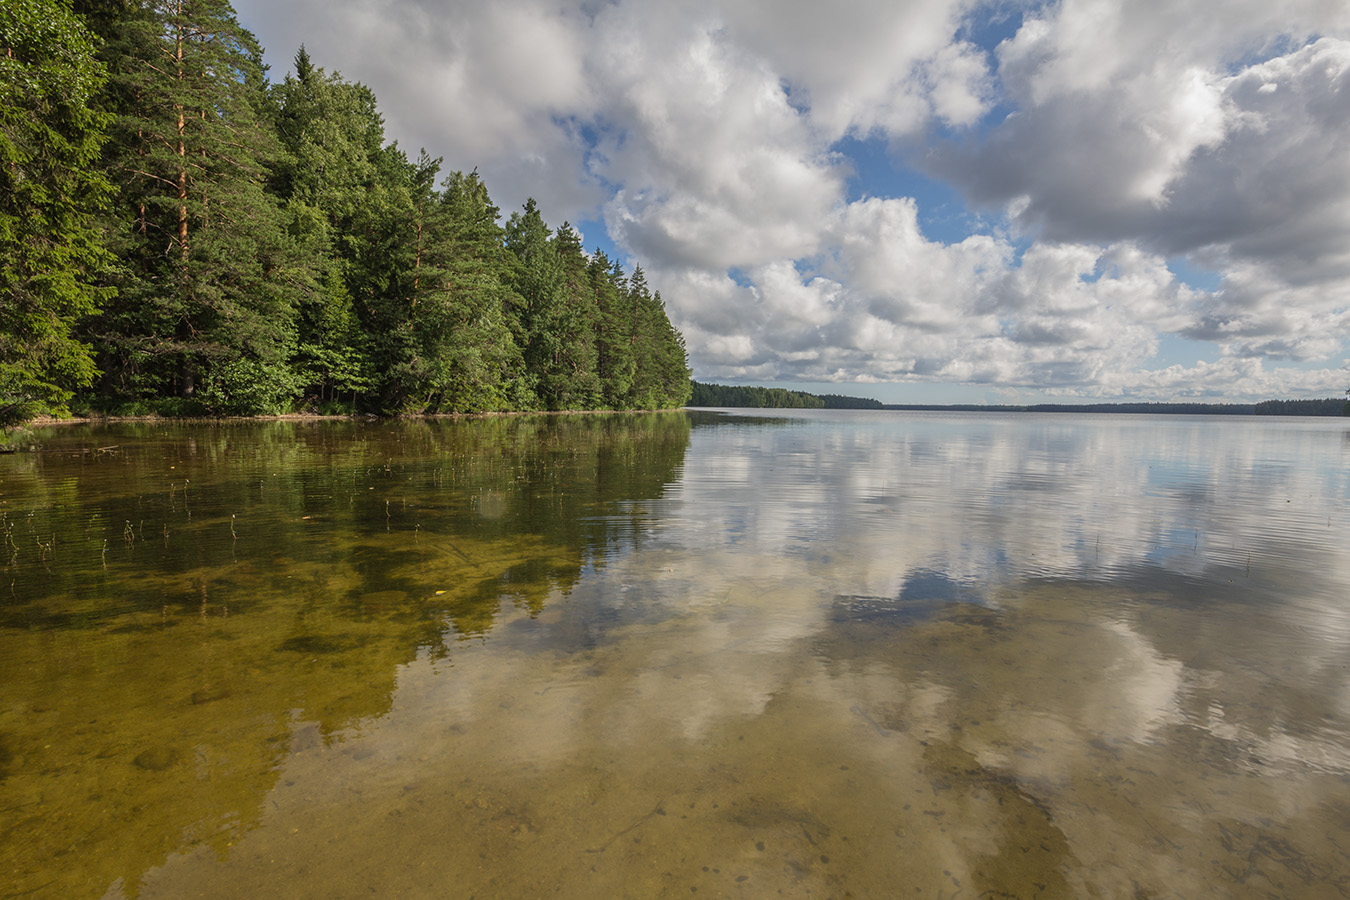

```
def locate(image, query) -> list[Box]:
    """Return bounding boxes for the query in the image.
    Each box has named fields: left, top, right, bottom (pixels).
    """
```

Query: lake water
left=2, top=410, right=1349, bottom=899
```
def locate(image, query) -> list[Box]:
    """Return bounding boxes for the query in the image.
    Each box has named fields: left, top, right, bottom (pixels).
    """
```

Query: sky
left=231, top=0, right=1350, bottom=404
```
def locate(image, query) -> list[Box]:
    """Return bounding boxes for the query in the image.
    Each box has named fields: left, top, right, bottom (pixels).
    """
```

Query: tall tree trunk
left=174, top=5, right=188, bottom=262
left=411, top=206, right=423, bottom=306
left=200, top=109, right=208, bottom=228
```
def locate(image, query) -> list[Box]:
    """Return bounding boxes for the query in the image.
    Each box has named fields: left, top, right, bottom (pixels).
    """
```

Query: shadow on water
left=0, top=413, right=691, bottom=900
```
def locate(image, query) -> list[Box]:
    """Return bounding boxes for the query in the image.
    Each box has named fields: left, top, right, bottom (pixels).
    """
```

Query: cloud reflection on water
left=48, top=411, right=1350, bottom=899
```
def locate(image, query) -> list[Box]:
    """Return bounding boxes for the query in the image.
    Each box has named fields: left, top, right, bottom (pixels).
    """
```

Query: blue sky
left=235, top=0, right=1350, bottom=403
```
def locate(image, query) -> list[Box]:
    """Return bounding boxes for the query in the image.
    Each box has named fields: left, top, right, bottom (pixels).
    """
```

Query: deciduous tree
left=0, top=0, right=112, bottom=422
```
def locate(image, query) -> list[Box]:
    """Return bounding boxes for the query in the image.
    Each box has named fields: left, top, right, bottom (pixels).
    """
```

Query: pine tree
left=91, top=0, right=311, bottom=414
left=22, top=9, right=697, bottom=418
left=619, top=268, right=691, bottom=409
left=371, top=148, right=446, bottom=410
left=624, top=265, right=658, bottom=407
left=269, top=50, right=403, bottom=410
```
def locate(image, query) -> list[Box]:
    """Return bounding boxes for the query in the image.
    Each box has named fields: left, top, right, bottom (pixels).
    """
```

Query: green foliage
left=552, top=223, right=603, bottom=408
left=430, top=169, right=530, bottom=412
left=504, top=199, right=565, bottom=407
left=620, top=268, right=691, bottom=409
left=0, top=0, right=112, bottom=422
left=1253, top=398, right=1348, bottom=417
left=689, top=382, right=825, bottom=408
left=268, top=50, right=393, bottom=411
left=7, top=3, right=692, bottom=422
left=590, top=253, right=640, bottom=408
left=819, top=394, right=884, bottom=409
left=89, top=0, right=314, bottom=414
left=199, top=355, right=305, bottom=416
left=688, top=381, right=887, bottom=409
left=269, top=48, right=389, bottom=222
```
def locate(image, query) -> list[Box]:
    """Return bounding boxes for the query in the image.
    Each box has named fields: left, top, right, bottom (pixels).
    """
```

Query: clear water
left=3, top=410, right=1349, bottom=899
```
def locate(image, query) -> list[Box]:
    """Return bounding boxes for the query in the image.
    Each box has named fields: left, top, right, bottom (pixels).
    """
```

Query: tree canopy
left=3, top=3, right=691, bottom=421
left=0, top=0, right=112, bottom=424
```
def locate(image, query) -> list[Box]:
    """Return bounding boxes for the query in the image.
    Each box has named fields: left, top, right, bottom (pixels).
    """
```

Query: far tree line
left=1, top=0, right=691, bottom=427
left=688, top=382, right=883, bottom=409
left=691, top=387, right=1349, bottom=415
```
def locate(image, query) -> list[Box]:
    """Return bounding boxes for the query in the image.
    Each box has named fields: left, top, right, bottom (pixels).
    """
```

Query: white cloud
left=924, top=40, right=996, bottom=127
left=661, top=201, right=1228, bottom=394
left=1123, top=357, right=1350, bottom=399
left=231, top=0, right=1350, bottom=400
left=923, top=5, right=1350, bottom=394
left=963, top=33, right=1350, bottom=270
left=578, top=5, right=847, bottom=270
left=718, top=0, right=987, bottom=137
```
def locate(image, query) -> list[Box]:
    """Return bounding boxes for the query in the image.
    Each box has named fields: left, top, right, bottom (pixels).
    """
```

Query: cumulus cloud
left=232, top=0, right=1350, bottom=400
left=593, top=14, right=842, bottom=270
left=1168, top=39, right=1350, bottom=279
left=1123, top=357, right=1350, bottom=399
left=666, top=201, right=1225, bottom=393
left=926, top=4, right=1350, bottom=393
left=943, top=32, right=1350, bottom=268
left=717, top=0, right=990, bottom=136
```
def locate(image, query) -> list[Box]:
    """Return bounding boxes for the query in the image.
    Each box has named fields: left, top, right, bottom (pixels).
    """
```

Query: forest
left=688, top=381, right=883, bottom=409
left=692, top=384, right=1348, bottom=415
left=0, top=0, right=692, bottom=426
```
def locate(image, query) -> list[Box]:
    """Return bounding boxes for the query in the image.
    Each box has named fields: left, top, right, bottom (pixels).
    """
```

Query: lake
left=2, top=410, right=1349, bottom=899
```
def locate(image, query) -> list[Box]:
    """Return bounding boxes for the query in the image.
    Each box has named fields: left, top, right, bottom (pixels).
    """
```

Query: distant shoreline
left=877, top=400, right=1347, bottom=416
left=877, top=402, right=1258, bottom=414
left=690, top=380, right=1348, bottom=416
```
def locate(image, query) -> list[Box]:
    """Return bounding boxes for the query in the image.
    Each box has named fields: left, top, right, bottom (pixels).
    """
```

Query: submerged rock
left=133, top=747, right=181, bottom=771
left=189, top=686, right=232, bottom=705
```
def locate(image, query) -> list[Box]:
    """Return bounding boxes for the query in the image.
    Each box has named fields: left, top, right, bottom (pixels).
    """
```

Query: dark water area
left=2, top=410, right=1349, bottom=899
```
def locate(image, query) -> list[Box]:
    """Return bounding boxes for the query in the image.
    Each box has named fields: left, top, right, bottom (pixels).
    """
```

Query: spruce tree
left=435, top=169, right=531, bottom=411
left=268, top=50, right=375, bottom=409
left=648, top=290, right=693, bottom=407
left=505, top=199, right=566, bottom=408
left=546, top=223, right=601, bottom=410
left=590, top=251, right=635, bottom=409
left=269, top=50, right=441, bottom=413
left=625, top=265, right=659, bottom=407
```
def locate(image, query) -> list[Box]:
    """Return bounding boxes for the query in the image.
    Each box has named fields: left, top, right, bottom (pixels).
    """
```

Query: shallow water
left=2, top=410, right=1349, bottom=899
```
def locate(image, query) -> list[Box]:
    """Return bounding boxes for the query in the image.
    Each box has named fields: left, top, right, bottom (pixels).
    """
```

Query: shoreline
left=12, top=407, right=689, bottom=428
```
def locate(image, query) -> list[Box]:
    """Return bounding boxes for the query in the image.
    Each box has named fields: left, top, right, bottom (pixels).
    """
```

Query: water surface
left=3, top=410, right=1349, bottom=899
